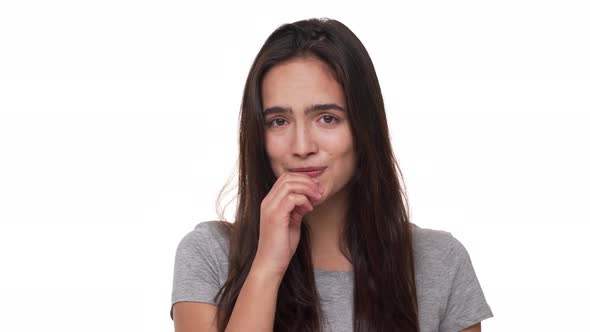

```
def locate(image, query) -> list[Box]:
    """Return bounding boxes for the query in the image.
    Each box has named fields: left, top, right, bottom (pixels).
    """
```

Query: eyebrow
left=262, top=103, right=346, bottom=117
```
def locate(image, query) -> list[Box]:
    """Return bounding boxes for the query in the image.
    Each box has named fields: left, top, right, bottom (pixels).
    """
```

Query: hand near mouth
left=251, top=172, right=324, bottom=280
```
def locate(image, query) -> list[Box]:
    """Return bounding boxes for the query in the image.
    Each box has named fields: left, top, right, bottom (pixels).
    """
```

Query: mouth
left=288, top=166, right=327, bottom=178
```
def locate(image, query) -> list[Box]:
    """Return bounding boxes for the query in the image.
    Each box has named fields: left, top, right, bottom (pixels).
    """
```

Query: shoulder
left=410, top=223, right=472, bottom=275
left=411, top=224, right=493, bottom=330
left=175, top=220, right=231, bottom=259
left=170, top=221, right=233, bottom=316
left=411, top=223, right=461, bottom=257
left=181, top=220, right=231, bottom=242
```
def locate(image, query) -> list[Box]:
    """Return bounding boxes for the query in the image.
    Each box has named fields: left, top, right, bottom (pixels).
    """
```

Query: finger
left=275, top=171, right=319, bottom=187
left=264, top=172, right=322, bottom=209
left=279, top=193, right=312, bottom=217
left=278, top=181, right=322, bottom=204
left=287, top=172, right=324, bottom=193
left=286, top=171, right=322, bottom=184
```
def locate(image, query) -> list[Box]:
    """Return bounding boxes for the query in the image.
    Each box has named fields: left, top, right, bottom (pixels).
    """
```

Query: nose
left=292, top=123, right=317, bottom=158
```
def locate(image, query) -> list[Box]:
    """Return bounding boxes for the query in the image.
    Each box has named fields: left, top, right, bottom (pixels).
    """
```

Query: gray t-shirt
left=170, top=221, right=493, bottom=332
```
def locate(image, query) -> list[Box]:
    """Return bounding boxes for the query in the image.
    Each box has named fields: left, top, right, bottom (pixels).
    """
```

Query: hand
left=252, top=172, right=324, bottom=280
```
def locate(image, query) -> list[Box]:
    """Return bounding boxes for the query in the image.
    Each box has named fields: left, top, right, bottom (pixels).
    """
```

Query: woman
left=170, top=18, right=493, bottom=332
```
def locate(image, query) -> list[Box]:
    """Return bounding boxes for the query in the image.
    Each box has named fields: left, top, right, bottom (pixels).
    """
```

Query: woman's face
left=261, top=56, right=356, bottom=204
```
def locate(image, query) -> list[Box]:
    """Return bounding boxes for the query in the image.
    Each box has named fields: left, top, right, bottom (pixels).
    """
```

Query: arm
left=224, top=261, right=283, bottom=332
left=173, top=302, right=218, bottom=332
left=460, top=322, right=481, bottom=332
left=174, top=262, right=282, bottom=332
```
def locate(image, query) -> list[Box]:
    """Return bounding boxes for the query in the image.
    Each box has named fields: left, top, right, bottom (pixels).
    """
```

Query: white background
left=1, top=0, right=588, bottom=331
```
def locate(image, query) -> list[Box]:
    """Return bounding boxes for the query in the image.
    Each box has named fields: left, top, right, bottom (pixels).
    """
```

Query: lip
left=289, top=166, right=327, bottom=178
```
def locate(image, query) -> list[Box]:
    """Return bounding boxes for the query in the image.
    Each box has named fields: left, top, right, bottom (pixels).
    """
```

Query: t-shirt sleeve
left=170, top=222, right=222, bottom=320
left=439, top=235, right=493, bottom=332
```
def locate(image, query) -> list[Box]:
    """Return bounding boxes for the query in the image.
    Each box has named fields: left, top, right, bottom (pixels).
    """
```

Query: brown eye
left=320, top=115, right=339, bottom=125
left=266, top=118, right=287, bottom=127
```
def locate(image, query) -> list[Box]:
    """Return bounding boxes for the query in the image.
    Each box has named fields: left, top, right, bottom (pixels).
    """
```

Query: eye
left=265, top=117, right=288, bottom=127
left=319, top=114, right=339, bottom=125
left=265, top=115, right=340, bottom=128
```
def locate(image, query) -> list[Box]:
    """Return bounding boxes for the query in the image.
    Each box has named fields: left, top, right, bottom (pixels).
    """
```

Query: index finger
left=268, top=171, right=321, bottom=196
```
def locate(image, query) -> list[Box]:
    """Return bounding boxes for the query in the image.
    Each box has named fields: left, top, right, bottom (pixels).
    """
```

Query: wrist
left=250, top=259, right=285, bottom=286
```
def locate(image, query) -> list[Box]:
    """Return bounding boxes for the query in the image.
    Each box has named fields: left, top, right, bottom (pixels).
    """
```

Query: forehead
left=261, top=56, right=345, bottom=108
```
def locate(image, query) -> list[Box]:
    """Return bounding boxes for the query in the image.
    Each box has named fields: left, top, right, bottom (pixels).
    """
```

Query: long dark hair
left=212, top=18, right=418, bottom=331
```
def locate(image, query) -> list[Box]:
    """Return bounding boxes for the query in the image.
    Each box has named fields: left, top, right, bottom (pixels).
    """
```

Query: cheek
left=340, top=148, right=356, bottom=174
left=337, top=137, right=356, bottom=174
left=265, top=138, right=280, bottom=159
left=331, top=132, right=354, bottom=158
left=265, top=137, right=287, bottom=172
